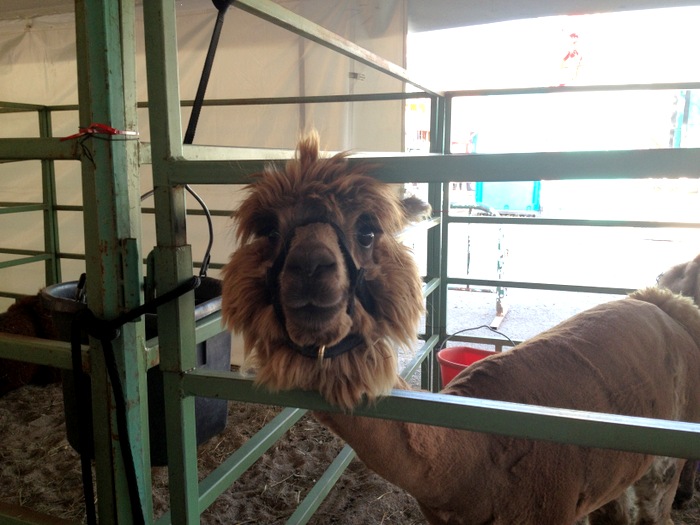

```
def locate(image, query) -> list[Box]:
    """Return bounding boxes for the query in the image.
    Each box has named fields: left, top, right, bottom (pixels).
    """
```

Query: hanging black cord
left=438, top=325, right=516, bottom=351
left=71, top=317, right=97, bottom=525
left=140, top=187, right=214, bottom=277
left=73, top=276, right=200, bottom=525
left=186, top=186, right=214, bottom=277
left=180, top=2, right=234, bottom=278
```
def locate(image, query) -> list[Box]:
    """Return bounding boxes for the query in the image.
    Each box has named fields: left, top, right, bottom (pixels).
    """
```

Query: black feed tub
left=40, top=277, right=230, bottom=466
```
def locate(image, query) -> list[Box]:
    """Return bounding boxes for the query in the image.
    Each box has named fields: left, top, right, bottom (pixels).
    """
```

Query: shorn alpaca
left=657, top=252, right=700, bottom=509
left=222, top=134, right=700, bottom=525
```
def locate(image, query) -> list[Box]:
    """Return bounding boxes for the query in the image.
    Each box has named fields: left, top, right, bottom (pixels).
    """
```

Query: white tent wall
left=0, top=1, right=408, bottom=314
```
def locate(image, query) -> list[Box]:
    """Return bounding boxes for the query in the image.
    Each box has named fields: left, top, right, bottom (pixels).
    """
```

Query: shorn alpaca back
left=221, top=135, right=700, bottom=524
left=437, top=287, right=700, bottom=524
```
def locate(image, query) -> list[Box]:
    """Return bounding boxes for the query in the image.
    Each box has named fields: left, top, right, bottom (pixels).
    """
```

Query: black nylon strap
left=72, top=276, right=200, bottom=525
left=265, top=220, right=376, bottom=359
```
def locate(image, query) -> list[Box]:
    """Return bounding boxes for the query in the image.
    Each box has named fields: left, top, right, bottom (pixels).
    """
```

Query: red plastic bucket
left=437, top=346, right=495, bottom=387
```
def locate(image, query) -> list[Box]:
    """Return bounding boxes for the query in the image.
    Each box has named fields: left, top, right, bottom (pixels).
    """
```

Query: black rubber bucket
left=40, top=277, right=230, bottom=466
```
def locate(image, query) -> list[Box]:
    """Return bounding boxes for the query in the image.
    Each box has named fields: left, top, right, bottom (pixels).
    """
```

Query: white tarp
left=0, top=2, right=407, bottom=312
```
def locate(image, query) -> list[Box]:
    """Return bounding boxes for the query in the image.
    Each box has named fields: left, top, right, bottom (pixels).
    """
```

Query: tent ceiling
left=2, top=1, right=698, bottom=30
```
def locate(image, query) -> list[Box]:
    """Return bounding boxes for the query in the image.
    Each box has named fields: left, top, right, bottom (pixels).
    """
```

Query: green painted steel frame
left=74, top=1, right=151, bottom=523
left=2, top=1, right=700, bottom=524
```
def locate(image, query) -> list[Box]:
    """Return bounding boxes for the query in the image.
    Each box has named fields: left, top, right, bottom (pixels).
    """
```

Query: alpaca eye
left=357, top=226, right=375, bottom=248
left=256, top=225, right=280, bottom=243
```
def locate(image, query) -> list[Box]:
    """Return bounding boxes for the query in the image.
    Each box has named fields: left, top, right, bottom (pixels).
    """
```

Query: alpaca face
left=221, top=134, right=429, bottom=408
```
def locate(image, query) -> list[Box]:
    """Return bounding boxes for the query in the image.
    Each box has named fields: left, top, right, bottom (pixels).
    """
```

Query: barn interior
left=1, top=1, right=700, bottom=523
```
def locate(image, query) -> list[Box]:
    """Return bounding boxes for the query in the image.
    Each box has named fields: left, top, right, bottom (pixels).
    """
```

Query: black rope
left=73, top=276, right=200, bottom=525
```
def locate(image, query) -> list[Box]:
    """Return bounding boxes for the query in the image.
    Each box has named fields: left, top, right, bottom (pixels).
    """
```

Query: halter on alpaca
left=265, top=218, right=376, bottom=360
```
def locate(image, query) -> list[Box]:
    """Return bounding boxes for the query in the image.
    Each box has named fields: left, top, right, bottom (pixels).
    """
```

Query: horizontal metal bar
left=165, top=148, right=700, bottom=185
left=0, top=254, right=51, bottom=270
left=0, top=203, right=44, bottom=214
left=449, top=216, right=700, bottom=229
left=233, top=0, right=441, bottom=96
left=54, top=252, right=85, bottom=261
left=11, top=81, right=700, bottom=113
left=0, top=248, right=45, bottom=257
left=0, top=138, right=79, bottom=161
left=140, top=311, right=225, bottom=369
left=0, top=291, right=27, bottom=301
left=0, top=500, right=79, bottom=525
left=449, top=278, right=634, bottom=296
left=446, top=81, right=700, bottom=98
left=0, top=101, right=48, bottom=111
left=398, top=216, right=441, bottom=242
left=192, top=312, right=224, bottom=345
left=140, top=207, right=230, bottom=217
left=180, top=92, right=429, bottom=107
left=422, top=277, right=441, bottom=298
left=42, top=104, right=80, bottom=112
left=0, top=333, right=88, bottom=371
left=181, top=144, right=294, bottom=163
left=182, top=371, right=700, bottom=458
left=352, top=148, right=700, bottom=183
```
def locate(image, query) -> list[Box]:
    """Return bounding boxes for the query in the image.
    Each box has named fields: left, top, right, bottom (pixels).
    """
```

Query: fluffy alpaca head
left=221, top=133, right=429, bottom=409
left=657, top=253, right=700, bottom=305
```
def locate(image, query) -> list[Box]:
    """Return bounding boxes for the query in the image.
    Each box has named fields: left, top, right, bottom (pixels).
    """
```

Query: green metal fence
left=1, top=1, right=700, bottom=524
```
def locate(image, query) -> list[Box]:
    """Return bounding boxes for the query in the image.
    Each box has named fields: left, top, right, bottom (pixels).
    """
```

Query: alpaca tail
left=630, top=287, right=700, bottom=345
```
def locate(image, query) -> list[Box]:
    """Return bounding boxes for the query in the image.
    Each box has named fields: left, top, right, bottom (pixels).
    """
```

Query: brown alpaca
left=657, top=253, right=700, bottom=510
left=0, top=295, right=60, bottom=396
left=222, top=134, right=700, bottom=524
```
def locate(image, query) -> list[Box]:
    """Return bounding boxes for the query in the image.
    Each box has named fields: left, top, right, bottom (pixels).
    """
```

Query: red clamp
left=61, top=123, right=138, bottom=141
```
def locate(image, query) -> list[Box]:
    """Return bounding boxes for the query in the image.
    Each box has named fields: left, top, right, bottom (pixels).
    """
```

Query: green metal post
left=37, top=107, right=62, bottom=285
left=142, top=1, right=200, bottom=524
left=423, top=94, right=448, bottom=391
left=74, top=1, right=151, bottom=523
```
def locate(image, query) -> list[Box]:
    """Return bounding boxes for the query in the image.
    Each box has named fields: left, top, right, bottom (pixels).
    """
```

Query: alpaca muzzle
left=266, top=220, right=376, bottom=359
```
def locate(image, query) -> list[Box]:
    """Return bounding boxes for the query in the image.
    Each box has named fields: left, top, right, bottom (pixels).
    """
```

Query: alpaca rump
left=221, top=134, right=700, bottom=524
left=0, top=295, right=60, bottom=396
left=222, top=132, right=429, bottom=409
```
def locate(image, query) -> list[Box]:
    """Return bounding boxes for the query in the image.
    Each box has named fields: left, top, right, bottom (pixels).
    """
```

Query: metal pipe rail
left=184, top=370, right=700, bottom=460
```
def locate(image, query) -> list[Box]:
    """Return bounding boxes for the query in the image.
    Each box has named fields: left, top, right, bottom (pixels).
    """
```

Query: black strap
left=291, top=333, right=364, bottom=360
left=265, top=220, right=376, bottom=360
left=72, top=276, right=200, bottom=525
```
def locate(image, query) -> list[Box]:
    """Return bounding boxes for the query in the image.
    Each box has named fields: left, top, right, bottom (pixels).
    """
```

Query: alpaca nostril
left=284, top=247, right=337, bottom=279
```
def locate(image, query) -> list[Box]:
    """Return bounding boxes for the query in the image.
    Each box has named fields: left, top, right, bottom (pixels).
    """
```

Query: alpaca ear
left=402, top=196, right=431, bottom=223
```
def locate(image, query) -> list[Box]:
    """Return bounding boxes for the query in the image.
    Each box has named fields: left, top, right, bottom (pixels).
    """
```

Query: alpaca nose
left=284, top=245, right=337, bottom=279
